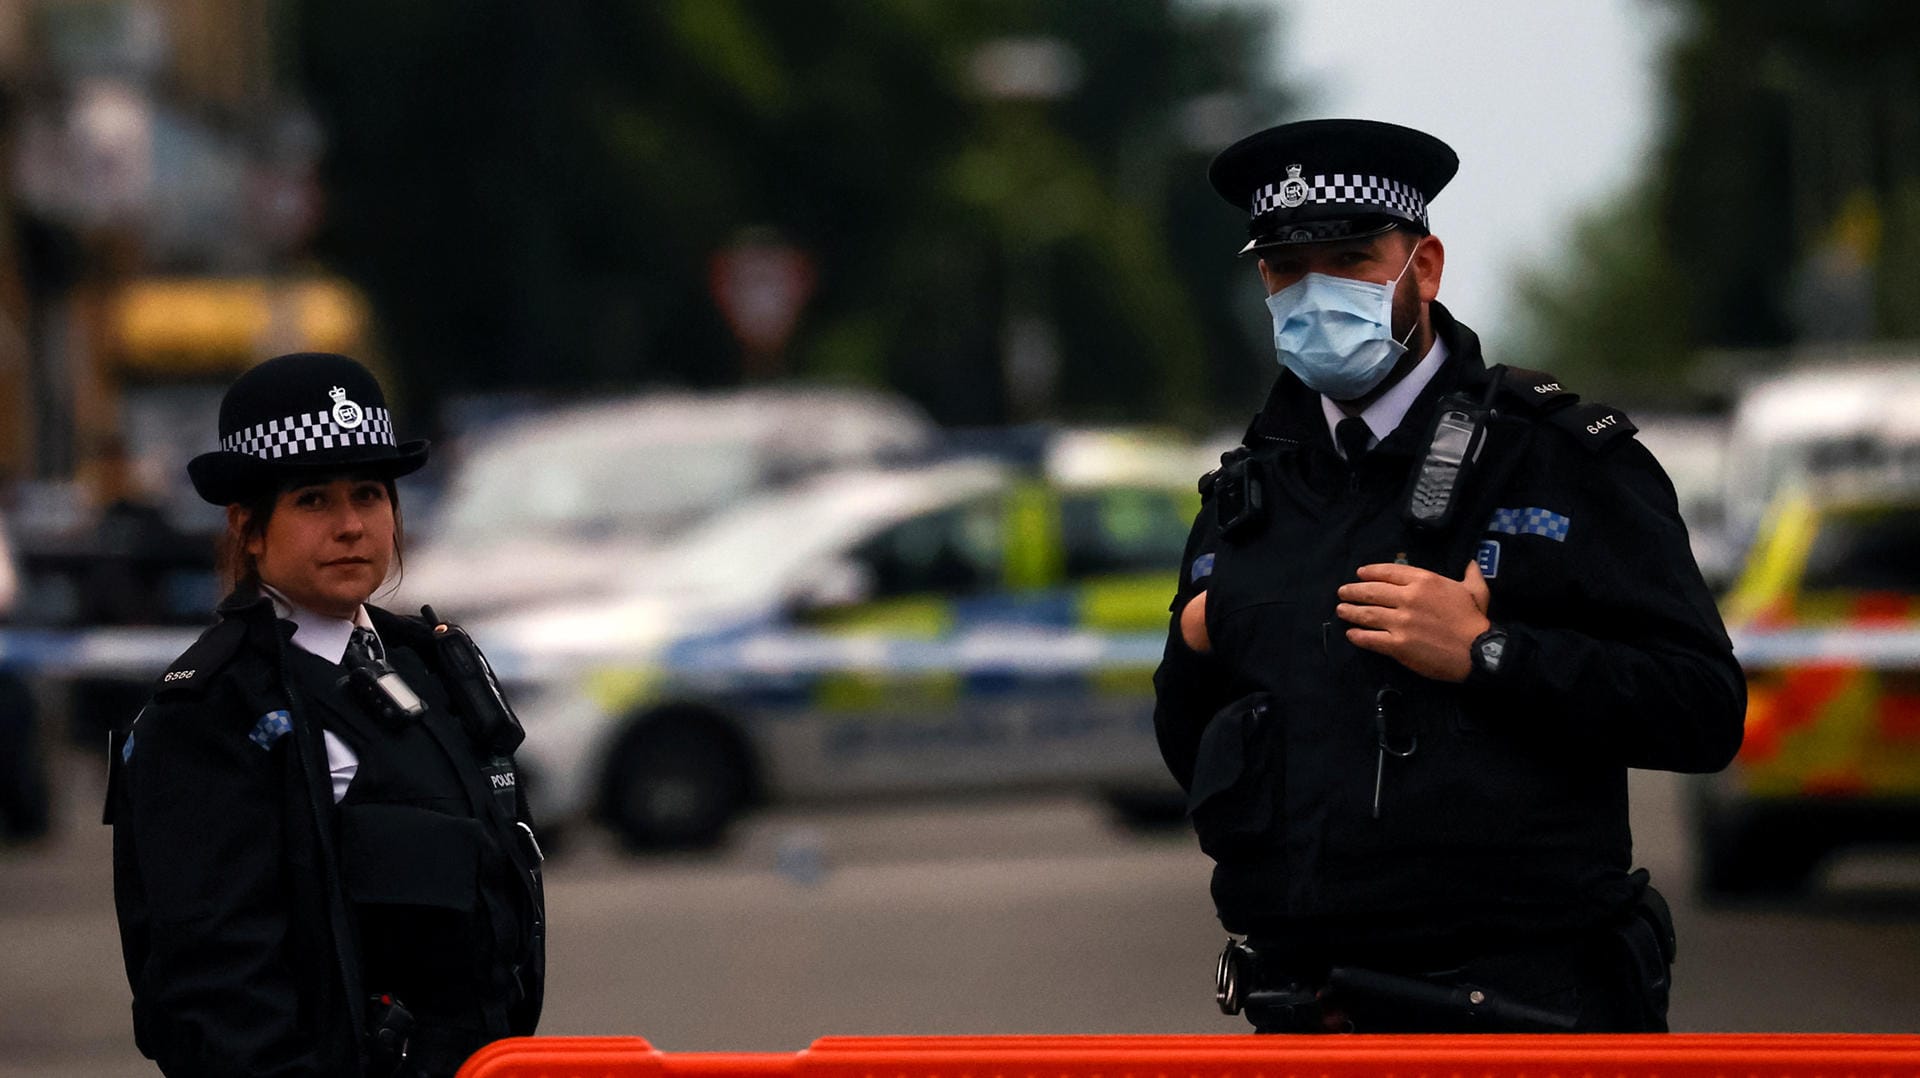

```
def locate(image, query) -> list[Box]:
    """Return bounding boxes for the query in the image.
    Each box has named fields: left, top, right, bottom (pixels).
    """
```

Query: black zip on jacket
left=1152, top=303, right=1745, bottom=966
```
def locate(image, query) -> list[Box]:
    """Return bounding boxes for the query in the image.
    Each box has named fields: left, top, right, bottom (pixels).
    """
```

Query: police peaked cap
left=1208, top=118, right=1459, bottom=254
left=187, top=352, right=430, bottom=505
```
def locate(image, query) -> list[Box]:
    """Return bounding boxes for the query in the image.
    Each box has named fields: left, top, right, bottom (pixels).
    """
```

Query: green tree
left=286, top=1, right=1287, bottom=427
left=1518, top=0, right=1920, bottom=392
left=1509, top=185, right=1694, bottom=404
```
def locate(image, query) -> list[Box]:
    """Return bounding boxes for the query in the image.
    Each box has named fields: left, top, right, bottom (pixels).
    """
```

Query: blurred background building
left=0, top=0, right=366, bottom=631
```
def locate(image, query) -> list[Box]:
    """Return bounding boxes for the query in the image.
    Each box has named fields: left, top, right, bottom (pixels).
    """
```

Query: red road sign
left=709, top=240, right=817, bottom=362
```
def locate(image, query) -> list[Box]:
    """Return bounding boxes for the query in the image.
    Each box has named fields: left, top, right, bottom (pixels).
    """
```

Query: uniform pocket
left=1187, top=693, right=1283, bottom=860
left=338, top=802, right=483, bottom=911
left=339, top=803, right=488, bottom=994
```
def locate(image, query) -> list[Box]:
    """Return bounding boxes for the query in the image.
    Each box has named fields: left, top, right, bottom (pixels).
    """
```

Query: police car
left=1699, top=485, right=1920, bottom=898
left=397, top=387, right=934, bottom=616
left=1722, top=360, right=1920, bottom=550
left=469, top=454, right=1198, bottom=850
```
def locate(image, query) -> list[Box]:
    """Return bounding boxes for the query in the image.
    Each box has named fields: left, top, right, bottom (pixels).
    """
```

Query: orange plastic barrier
left=457, top=1033, right=1920, bottom=1078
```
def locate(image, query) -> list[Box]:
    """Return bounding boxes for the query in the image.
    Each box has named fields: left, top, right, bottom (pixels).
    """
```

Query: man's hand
left=1335, top=561, right=1491, bottom=682
left=1180, top=590, right=1212, bottom=653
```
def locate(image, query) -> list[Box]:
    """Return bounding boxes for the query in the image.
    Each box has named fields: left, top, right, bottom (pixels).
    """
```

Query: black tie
left=344, top=627, right=385, bottom=669
left=1335, top=416, right=1374, bottom=463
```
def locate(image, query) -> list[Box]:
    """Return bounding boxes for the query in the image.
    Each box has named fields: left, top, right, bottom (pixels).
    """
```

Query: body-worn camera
left=341, top=656, right=426, bottom=727
left=1214, top=456, right=1265, bottom=538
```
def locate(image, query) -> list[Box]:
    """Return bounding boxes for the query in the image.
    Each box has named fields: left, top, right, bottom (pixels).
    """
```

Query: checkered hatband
left=221, top=407, right=396, bottom=460
left=1250, top=172, right=1429, bottom=230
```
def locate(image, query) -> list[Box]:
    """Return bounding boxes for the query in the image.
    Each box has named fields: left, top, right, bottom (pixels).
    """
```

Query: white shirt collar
left=1321, top=335, right=1452, bottom=458
left=261, top=584, right=377, bottom=666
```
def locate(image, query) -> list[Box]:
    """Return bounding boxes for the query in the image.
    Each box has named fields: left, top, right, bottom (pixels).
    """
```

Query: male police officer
left=1153, top=119, right=1746, bottom=1034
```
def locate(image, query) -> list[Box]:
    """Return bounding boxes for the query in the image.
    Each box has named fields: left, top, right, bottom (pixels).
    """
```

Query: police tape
left=1729, top=627, right=1920, bottom=669
left=0, top=626, right=200, bottom=678
left=4, top=625, right=1920, bottom=683
left=0, top=623, right=1174, bottom=682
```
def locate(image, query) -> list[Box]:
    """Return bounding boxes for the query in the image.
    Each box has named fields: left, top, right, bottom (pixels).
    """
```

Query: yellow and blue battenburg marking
left=637, top=586, right=1170, bottom=714
left=1487, top=506, right=1571, bottom=542
left=249, top=709, right=292, bottom=750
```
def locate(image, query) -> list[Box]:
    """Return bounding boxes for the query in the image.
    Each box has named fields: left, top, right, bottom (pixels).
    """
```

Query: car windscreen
left=1058, top=487, right=1193, bottom=579
left=638, top=491, right=911, bottom=600
left=1802, top=504, right=1920, bottom=594
left=636, top=472, right=1005, bottom=601
left=437, top=435, right=759, bottom=547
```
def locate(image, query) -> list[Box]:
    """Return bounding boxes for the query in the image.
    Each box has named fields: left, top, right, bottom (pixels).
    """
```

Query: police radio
left=423, top=606, right=528, bottom=827
left=421, top=605, right=525, bottom=756
left=1400, top=373, right=1502, bottom=532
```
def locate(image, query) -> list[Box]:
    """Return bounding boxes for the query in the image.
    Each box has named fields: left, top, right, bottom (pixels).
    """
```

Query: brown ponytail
left=215, top=488, right=280, bottom=597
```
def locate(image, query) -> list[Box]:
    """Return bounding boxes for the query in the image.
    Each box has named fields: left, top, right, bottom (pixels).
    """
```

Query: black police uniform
left=1156, top=121, right=1747, bottom=1033
left=106, top=352, right=544, bottom=1077
left=108, top=590, right=545, bottom=1078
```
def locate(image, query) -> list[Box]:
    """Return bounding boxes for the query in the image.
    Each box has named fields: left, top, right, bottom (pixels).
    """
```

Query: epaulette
left=1543, top=399, right=1639, bottom=454
left=1492, top=365, right=1580, bottom=413
left=152, top=617, right=249, bottom=699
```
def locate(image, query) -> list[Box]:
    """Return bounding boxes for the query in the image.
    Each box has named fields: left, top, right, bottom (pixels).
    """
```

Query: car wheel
left=1692, top=784, right=1826, bottom=902
left=604, top=709, right=751, bottom=853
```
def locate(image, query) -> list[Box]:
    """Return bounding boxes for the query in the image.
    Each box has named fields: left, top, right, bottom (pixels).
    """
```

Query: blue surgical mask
left=1265, top=242, right=1422, bottom=400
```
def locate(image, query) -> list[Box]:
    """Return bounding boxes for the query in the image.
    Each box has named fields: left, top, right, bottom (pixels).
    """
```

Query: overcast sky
left=1269, top=0, right=1682, bottom=344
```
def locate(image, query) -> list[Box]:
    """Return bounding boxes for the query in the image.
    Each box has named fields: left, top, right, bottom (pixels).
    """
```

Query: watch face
left=1478, top=632, right=1507, bottom=672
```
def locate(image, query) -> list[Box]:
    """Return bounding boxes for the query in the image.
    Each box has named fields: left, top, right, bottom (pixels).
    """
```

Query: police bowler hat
left=187, top=352, right=430, bottom=506
left=1209, top=118, right=1459, bottom=254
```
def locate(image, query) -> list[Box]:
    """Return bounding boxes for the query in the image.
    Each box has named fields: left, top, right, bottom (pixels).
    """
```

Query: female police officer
left=107, top=352, right=544, bottom=1078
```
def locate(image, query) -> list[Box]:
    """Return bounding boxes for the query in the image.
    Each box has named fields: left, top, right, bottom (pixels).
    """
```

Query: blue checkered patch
left=249, top=710, right=292, bottom=750
left=1488, top=507, right=1571, bottom=542
left=121, top=730, right=136, bottom=763
left=1190, top=552, right=1216, bottom=583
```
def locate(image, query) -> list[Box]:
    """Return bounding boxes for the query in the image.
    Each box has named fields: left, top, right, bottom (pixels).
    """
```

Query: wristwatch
left=1470, top=626, right=1509, bottom=679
